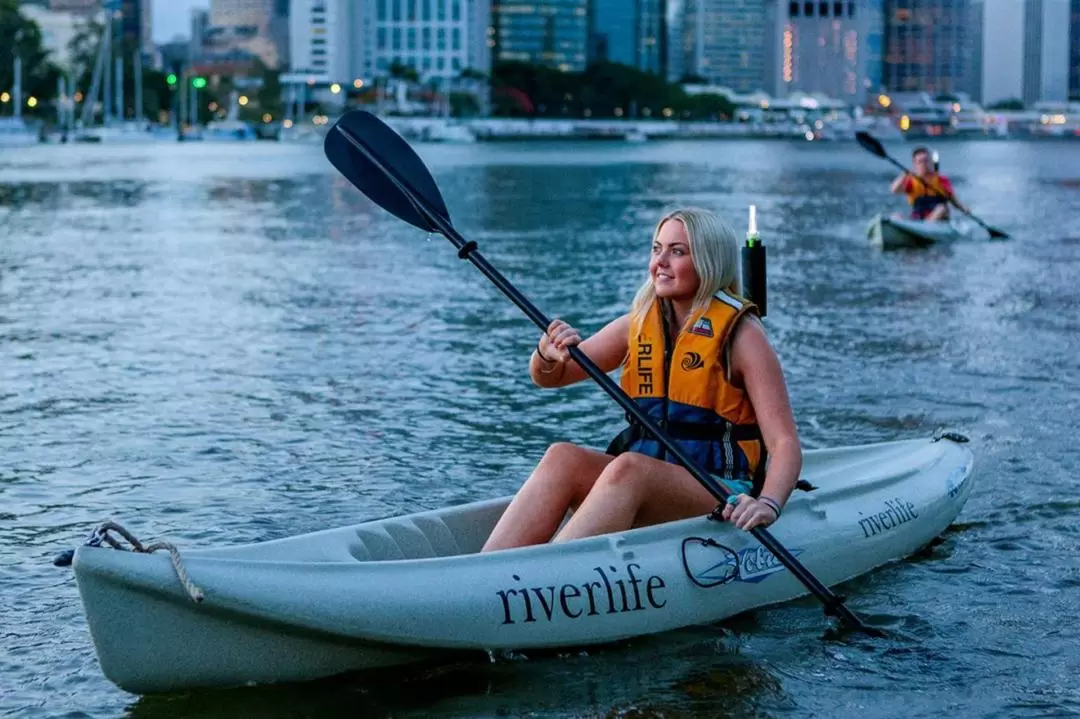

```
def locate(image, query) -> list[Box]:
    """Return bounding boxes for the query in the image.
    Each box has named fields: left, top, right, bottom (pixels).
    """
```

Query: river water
left=2, top=136, right=1079, bottom=718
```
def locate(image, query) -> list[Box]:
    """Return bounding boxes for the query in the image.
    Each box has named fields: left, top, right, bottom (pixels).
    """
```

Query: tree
left=678, top=73, right=708, bottom=85
left=449, top=91, right=479, bottom=117
left=389, top=61, right=420, bottom=84
left=0, top=0, right=62, bottom=116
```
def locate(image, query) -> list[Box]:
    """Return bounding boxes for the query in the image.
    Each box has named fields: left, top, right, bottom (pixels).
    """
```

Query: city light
left=353, top=79, right=364, bottom=89
left=27, top=97, right=37, bottom=108
left=192, top=77, right=207, bottom=89
left=74, top=91, right=83, bottom=102
left=878, top=94, right=891, bottom=108
left=166, top=73, right=177, bottom=86
left=783, top=26, right=793, bottom=83
left=0, top=92, right=8, bottom=103
left=900, top=115, right=910, bottom=131
left=262, top=113, right=272, bottom=122
left=330, top=83, right=341, bottom=94
left=238, top=95, right=249, bottom=106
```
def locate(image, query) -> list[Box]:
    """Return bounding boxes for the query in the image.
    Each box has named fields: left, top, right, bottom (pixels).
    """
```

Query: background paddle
left=855, top=131, right=1009, bottom=240
left=325, top=109, right=880, bottom=636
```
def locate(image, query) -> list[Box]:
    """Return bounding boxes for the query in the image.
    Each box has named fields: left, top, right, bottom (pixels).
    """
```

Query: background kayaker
left=481, top=207, right=802, bottom=552
left=890, top=146, right=969, bottom=222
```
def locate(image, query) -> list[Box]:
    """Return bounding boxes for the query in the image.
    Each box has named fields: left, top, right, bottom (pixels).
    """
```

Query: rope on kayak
left=86, top=521, right=205, bottom=603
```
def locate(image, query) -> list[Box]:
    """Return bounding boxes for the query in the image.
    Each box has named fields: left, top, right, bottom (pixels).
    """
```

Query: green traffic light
left=192, top=77, right=207, bottom=89
left=166, top=73, right=177, bottom=86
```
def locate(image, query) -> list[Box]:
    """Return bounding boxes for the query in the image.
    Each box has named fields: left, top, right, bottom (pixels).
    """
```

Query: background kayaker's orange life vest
left=608, top=292, right=766, bottom=492
left=904, top=174, right=954, bottom=219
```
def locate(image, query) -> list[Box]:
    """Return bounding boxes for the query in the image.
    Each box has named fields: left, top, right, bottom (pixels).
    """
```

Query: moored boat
left=867, top=213, right=962, bottom=249
left=71, top=434, right=975, bottom=694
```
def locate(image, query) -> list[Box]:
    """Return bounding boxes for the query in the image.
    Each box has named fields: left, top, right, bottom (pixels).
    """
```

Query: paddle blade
left=855, top=131, right=886, bottom=158
left=324, top=110, right=450, bottom=232
left=988, top=226, right=1010, bottom=240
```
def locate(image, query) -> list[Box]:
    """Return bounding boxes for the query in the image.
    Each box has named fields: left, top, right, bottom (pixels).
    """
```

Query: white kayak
left=867, top=213, right=962, bottom=249
left=72, top=434, right=975, bottom=694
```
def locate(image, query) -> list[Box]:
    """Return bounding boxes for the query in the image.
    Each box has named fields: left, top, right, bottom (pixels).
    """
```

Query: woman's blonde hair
left=629, top=207, right=741, bottom=332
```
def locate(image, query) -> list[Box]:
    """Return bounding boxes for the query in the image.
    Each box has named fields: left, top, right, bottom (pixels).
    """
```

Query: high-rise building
left=47, top=0, right=97, bottom=12
left=18, top=3, right=85, bottom=69
left=666, top=0, right=688, bottom=81
left=288, top=0, right=491, bottom=85
left=1021, top=0, right=1070, bottom=104
left=1071, top=0, right=1079, bottom=98
left=492, top=0, right=589, bottom=72
left=288, top=0, right=352, bottom=83
left=969, top=0, right=1070, bottom=105
left=590, top=0, right=666, bottom=75
left=683, top=0, right=771, bottom=92
left=367, top=0, right=490, bottom=78
left=773, top=0, right=885, bottom=103
left=883, top=0, right=970, bottom=94
left=207, top=0, right=284, bottom=67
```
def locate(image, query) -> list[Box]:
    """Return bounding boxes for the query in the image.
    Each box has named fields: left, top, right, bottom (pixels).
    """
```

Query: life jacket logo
left=681, top=352, right=704, bottom=370
left=689, top=317, right=713, bottom=337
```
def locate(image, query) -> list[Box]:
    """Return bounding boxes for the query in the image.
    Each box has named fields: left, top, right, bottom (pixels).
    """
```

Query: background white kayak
left=73, top=434, right=976, bottom=694
left=867, top=213, right=964, bottom=249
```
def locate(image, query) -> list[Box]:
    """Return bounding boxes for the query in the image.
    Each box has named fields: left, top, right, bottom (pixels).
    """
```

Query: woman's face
left=650, top=219, right=700, bottom=301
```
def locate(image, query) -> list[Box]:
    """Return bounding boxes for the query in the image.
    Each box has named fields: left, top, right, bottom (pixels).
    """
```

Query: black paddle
left=325, top=109, right=880, bottom=636
left=855, top=131, right=1009, bottom=240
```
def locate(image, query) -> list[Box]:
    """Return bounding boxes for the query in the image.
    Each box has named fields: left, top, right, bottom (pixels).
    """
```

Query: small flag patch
left=689, top=317, right=713, bottom=337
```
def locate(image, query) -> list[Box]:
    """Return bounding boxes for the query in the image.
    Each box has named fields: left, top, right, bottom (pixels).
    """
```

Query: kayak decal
left=858, top=498, right=919, bottom=538
left=495, top=564, right=666, bottom=625
left=946, top=465, right=969, bottom=499
left=681, top=537, right=803, bottom=586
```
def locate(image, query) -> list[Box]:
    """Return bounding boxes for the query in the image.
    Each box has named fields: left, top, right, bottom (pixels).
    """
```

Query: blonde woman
left=481, top=208, right=801, bottom=552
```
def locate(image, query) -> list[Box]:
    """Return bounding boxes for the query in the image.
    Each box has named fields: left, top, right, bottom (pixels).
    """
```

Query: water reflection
left=124, top=628, right=783, bottom=719
left=2, top=139, right=1080, bottom=718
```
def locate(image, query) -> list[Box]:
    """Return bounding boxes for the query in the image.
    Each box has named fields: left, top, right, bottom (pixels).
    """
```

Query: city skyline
left=152, top=0, right=207, bottom=43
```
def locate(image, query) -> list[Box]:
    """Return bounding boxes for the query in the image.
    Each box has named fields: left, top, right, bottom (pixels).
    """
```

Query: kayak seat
left=351, top=517, right=463, bottom=561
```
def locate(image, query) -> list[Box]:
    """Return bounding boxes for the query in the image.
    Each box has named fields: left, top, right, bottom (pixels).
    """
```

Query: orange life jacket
left=608, top=292, right=765, bottom=492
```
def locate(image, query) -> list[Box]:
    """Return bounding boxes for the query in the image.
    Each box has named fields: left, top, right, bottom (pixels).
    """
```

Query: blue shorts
left=714, top=477, right=754, bottom=496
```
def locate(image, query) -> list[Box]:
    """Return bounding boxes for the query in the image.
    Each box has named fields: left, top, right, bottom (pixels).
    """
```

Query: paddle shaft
left=334, top=123, right=870, bottom=631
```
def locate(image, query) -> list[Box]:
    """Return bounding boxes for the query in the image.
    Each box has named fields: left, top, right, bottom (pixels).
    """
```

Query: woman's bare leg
left=481, top=443, right=614, bottom=552
left=926, top=204, right=949, bottom=221
left=552, top=452, right=718, bottom=543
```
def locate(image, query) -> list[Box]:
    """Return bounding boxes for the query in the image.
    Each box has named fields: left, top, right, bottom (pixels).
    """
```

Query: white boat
left=0, top=116, right=38, bottom=147
left=71, top=434, right=975, bottom=694
left=867, top=213, right=963, bottom=249
left=423, top=120, right=477, bottom=143
left=198, top=119, right=258, bottom=142
left=73, top=122, right=173, bottom=144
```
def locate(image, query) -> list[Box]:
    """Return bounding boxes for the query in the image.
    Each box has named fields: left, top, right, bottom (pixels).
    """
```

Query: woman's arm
left=723, top=316, right=802, bottom=529
left=530, top=314, right=630, bottom=389
left=890, top=173, right=909, bottom=194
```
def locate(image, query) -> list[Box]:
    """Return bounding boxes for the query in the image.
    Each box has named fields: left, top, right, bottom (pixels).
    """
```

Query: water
left=2, top=137, right=1079, bottom=718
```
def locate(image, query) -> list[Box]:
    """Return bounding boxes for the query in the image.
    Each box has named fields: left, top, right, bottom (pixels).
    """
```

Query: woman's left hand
left=720, top=495, right=778, bottom=531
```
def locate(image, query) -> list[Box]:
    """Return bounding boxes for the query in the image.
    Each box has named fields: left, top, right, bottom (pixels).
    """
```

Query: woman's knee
left=596, top=452, right=654, bottom=491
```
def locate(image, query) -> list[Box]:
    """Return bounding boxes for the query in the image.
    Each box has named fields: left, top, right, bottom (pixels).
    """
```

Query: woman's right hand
left=539, top=319, right=582, bottom=363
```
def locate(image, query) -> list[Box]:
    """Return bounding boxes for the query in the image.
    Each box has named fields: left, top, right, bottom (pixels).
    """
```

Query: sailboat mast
left=133, top=49, right=143, bottom=125
left=114, top=56, right=123, bottom=120
left=13, top=56, right=21, bottom=120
